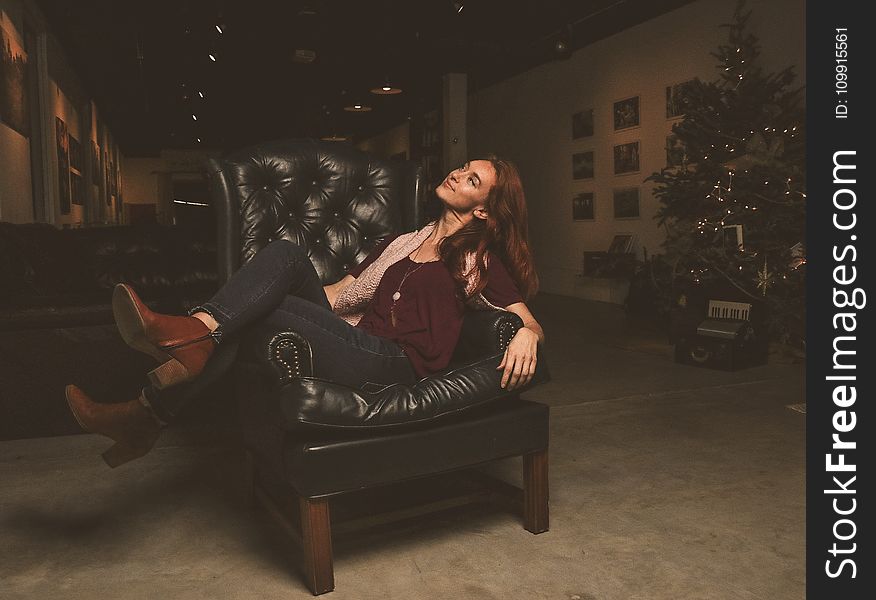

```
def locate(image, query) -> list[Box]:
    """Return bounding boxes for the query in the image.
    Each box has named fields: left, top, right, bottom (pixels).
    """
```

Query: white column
left=442, top=72, right=467, bottom=171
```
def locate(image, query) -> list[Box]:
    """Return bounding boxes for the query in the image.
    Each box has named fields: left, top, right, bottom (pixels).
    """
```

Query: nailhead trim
left=271, top=338, right=301, bottom=384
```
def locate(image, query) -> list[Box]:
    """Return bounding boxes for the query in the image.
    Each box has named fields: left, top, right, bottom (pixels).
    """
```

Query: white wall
left=468, top=0, right=805, bottom=298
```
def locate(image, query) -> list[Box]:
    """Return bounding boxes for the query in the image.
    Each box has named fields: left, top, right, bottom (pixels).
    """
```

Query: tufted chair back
left=206, top=139, right=423, bottom=285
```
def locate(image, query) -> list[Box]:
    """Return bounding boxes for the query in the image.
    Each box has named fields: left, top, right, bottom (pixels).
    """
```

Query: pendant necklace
left=390, top=231, right=433, bottom=327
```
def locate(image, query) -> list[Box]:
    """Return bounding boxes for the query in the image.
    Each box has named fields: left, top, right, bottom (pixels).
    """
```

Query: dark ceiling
left=37, top=0, right=693, bottom=156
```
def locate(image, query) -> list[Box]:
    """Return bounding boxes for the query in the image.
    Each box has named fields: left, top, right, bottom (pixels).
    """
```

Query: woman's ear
left=473, top=206, right=489, bottom=221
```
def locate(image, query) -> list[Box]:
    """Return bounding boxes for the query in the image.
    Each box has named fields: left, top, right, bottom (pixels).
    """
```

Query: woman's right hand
left=323, top=274, right=356, bottom=309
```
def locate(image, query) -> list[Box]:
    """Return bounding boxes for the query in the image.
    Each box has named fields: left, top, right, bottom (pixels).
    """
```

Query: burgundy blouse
left=345, top=236, right=523, bottom=378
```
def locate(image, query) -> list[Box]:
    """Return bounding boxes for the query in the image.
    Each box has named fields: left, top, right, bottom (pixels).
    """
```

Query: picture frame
left=572, top=150, right=595, bottom=180
left=91, top=140, right=101, bottom=184
left=608, top=233, right=634, bottom=254
left=571, top=108, right=594, bottom=139
left=723, top=224, right=744, bottom=251
left=613, top=141, right=640, bottom=175
left=104, top=150, right=111, bottom=205
left=613, top=95, right=640, bottom=131
left=0, top=11, right=30, bottom=137
left=572, top=191, right=595, bottom=221
left=70, top=172, right=84, bottom=206
left=666, top=79, right=695, bottom=119
left=666, top=134, right=688, bottom=168
left=613, top=187, right=640, bottom=219
left=69, top=135, right=82, bottom=173
left=55, top=116, right=71, bottom=214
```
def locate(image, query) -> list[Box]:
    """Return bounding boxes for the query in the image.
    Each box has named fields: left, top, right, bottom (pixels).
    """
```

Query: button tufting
left=312, top=180, right=318, bottom=185
left=333, top=211, right=340, bottom=217
left=262, top=185, right=269, bottom=191
left=357, top=185, right=364, bottom=191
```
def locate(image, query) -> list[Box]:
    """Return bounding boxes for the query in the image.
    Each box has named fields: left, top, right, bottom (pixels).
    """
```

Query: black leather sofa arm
left=236, top=309, right=547, bottom=431
left=452, top=309, right=523, bottom=364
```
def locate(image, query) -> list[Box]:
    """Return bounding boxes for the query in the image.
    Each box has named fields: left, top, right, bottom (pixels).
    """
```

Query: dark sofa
left=0, top=221, right=221, bottom=440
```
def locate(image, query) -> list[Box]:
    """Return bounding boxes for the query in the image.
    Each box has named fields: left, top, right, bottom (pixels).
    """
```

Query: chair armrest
left=238, top=309, right=549, bottom=431
left=451, top=309, right=523, bottom=364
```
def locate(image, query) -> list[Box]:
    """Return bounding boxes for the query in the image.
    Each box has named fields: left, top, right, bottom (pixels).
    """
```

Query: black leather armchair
left=206, top=139, right=550, bottom=595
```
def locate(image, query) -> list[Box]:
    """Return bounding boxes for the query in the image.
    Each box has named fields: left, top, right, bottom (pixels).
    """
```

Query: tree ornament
left=756, top=259, right=774, bottom=295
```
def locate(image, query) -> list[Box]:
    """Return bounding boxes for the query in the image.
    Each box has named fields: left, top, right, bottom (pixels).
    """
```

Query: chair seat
left=281, top=398, right=549, bottom=497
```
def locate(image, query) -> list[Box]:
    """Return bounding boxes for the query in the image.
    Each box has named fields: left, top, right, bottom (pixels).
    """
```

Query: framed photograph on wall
left=69, top=135, right=82, bottom=173
left=613, top=95, right=640, bottom=131
left=91, top=141, right=100, bottom=184
left=666, top=79, right=695, bottom=119
left=70, top=172, right=84, bottom=206
left=608, top=234, right=634, bottom=254
left=55, top=116, right=71, bottom=214
left=104, top=150, right=111, bottom=205
left=572, top=151, right=595, bottom=180
left=666, top=134, right=688, bottom=168
left=572, top=191, right=595, bottom=221
left=0, top=11, right=30, bottom=137
left=613, top=141, right=640, bottom=175
left=571, top=108, right=594, bottom=139
left=613, top=187, right=640, bottom=219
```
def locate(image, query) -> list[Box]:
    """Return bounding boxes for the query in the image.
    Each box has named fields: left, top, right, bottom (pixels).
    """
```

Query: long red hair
left=438, top=156, right=539, bottom=301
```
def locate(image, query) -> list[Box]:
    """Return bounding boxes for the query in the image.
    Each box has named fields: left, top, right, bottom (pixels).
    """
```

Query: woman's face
left=435, top=160, right=497, bottom=218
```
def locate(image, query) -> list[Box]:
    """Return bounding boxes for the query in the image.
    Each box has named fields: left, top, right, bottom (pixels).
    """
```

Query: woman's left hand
left=497, top=327, right=539, bottom=390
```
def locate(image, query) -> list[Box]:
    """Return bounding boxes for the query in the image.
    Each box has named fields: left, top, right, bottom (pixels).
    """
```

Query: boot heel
left=113, top=285, right=169, bottom=363
left=147, top=358, right=192, bottom=389
left=102, top=442, right=145, bottom=468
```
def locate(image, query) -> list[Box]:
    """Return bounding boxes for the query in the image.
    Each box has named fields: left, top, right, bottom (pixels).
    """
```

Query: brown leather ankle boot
left=65, top=384, right=165, bottom=468
left=112, top=284, right=216, bottom=389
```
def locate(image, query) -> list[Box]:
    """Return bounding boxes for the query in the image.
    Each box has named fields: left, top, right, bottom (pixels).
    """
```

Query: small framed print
left=666, top=79, right=695, bottom=119
left=571, top=108, right=594, bottom=139
left=613, top=95, right=640, bottom=131
left=572, top=150, right=595, bottom=180
left=666, top=134, right=688, bottom=168
left=608, top=234, right=634, bottom=254
left=613, top=187, right=640, bottom=219
left=572, top=191, right=595, bottom=221
left=613, top=141, right=640, bottom=175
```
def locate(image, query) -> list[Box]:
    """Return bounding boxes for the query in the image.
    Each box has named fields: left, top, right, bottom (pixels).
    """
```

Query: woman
left=66, top=157, right=545, bottom=467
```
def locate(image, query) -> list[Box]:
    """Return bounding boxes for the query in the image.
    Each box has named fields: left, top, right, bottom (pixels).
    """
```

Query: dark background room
left=1, top=0, right=806, bottom=597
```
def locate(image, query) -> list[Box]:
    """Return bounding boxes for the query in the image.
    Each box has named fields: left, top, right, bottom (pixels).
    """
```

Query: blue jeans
left=144, top=240, right=417, bottom=421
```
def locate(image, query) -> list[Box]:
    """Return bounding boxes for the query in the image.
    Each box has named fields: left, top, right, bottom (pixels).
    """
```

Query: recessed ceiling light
left=192, top=114, right=198, bottom=121
left=320, top=134, right=349, bottom=142
left=343, top=104, right=372, bottom=112
left=370, top=84, right=402, bottom=95
left=208, top=54, right=216, bottom=62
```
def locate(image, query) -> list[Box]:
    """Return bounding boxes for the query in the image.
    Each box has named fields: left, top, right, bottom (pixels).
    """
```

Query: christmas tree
left=647, top=0, right=806, bottom=343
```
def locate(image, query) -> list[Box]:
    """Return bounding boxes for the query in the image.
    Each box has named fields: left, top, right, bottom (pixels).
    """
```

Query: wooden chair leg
left=523, top=448, right=549, bottom=534
left=242, top=449, right=255, bottom=509
left=298, top=496, right=335, bottom=595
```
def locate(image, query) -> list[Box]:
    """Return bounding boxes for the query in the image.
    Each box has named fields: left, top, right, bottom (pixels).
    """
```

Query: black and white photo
left=572, top=191, right=595, bottom=220
left=613, top=95, right=640, bottom=130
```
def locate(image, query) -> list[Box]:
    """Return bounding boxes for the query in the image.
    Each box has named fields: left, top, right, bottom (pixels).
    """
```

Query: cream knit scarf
left=333, top=221, right=504, bottom=326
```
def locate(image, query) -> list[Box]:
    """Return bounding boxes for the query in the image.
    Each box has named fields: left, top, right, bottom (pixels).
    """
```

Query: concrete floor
left=0, top=294, right=805, bottom=599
